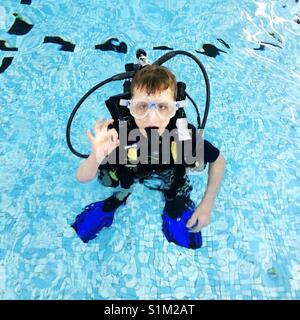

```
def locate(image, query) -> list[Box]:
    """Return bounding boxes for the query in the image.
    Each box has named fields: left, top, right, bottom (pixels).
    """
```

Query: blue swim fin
left=71, top=194, right=130, bottom=243
left=162, top=197, right=202, bottom=249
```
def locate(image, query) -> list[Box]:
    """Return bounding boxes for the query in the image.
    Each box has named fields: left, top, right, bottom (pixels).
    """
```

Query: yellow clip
left=127, top=147, right=137, bottom=161
left=171, top=141, right=177, bottom=162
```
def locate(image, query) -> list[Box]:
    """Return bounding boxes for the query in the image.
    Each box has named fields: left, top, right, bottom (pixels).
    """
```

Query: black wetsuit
left=98, top=123, right=220, bottom=214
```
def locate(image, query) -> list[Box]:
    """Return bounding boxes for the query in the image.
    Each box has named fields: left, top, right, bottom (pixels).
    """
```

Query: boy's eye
left=158, top=103, right=168, bottom=110
left=137, top=103, right=148, bottom=110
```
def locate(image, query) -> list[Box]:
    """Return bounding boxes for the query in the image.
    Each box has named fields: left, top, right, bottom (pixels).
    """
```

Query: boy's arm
left=76, top=153, right=105, bottom=183
left=186, top=154, right=226, bottom=231
left=202, top=153, right=226, bottom=202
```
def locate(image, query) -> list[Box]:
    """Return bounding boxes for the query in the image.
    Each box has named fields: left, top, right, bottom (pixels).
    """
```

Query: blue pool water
left=1, top=0, right=300, bottom=300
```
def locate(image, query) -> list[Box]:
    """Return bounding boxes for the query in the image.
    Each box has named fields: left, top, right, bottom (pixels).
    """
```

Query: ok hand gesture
left=87, top=118, right=120, bottom=163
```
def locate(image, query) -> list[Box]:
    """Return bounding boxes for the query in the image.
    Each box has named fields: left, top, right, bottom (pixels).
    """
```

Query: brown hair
left=131, top=65, right=177, bottom=100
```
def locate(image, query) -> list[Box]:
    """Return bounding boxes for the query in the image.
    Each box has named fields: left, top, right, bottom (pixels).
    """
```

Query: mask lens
left=157, top=102, right=175, bottom=118
left=132, top=101, right=149, bottom=117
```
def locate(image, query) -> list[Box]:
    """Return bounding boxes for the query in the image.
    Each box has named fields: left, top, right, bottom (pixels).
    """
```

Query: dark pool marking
left=8, top=13, right=33, bottom=35
left=43, top=36, right=75, bottom=52
left=95, top=38, right=127, bottom=53
left=153, top=46, right=174, bottom=50
left=0, top=57, right=14, bottom=74
left=253, top=44, right=265, bottom=51
left=216, top=38, right=230, bottom=49
left=294, top=14, right=300, bottom=25
left=253, top=41, right=282, bottom=50
left=269, top=32, right=282, bottom=43
left=195, top=44, right=227, bottom=58
left=20, top=0, right=32, bottom=5
left=0, top=40, right=18, bottom=51
left=261, top=41, right=282, bottom=49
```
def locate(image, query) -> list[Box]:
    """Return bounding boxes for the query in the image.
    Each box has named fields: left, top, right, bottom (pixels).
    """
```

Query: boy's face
left=132, top=86, right=175, bottom=136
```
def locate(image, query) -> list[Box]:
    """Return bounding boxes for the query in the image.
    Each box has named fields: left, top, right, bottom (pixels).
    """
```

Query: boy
left=73, top=65, right=225, bottom=249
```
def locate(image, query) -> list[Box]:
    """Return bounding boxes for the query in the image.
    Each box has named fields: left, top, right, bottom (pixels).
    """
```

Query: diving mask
left=120, top=96, right=187, bottom=120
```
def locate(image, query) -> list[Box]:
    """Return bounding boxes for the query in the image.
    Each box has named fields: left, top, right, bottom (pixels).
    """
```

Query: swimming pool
left=0, top=0, right=299, bottom=300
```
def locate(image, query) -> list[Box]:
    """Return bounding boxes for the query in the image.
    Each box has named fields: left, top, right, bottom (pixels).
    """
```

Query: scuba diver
left=67, top=49, right=226, bottom=249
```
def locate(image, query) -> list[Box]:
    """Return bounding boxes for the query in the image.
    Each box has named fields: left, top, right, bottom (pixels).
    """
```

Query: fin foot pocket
left=71, top=193, right=131, bottom=243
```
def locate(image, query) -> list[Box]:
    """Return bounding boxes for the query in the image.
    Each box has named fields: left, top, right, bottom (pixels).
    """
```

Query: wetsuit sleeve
left=203, top=139, right=220, bottom=164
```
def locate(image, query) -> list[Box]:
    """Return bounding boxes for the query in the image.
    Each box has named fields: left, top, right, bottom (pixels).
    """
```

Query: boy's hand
left=87, top=118, right=120, bottom=163
left=186, top=198, right=214, bottom=233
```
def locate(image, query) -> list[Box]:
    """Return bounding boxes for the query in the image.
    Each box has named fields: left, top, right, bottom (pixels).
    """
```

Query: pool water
left=0, top=0, right=300, bottom=299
